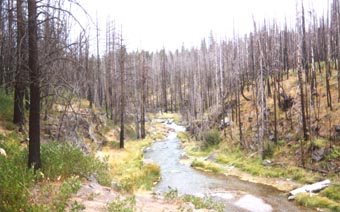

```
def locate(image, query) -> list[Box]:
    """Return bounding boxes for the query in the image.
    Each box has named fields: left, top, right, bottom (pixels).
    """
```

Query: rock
left=312, top=147, right=332, bottom=162
left=205, top=153, right=218, bottom=162
left=166, top=119, right=174, bottom=124
left=142, top=147, right=152, bottom=153
left=180, top=152, right=189, bottom=160
left=218, top=117, right=230, bottom=129
left=334, top=125, right=340, bottom=132
left=142, top=158, right=154, bottom=165
left=262, top=159, right=272, bottom=166
left=285, top=133, right=294, bottom=141
left=269, top=134, right=275, bottom=141
left=0, top=148, right=7, bottom=157
left=182, top=202, right=195, bottom=211
left=248, top=112, right=254, bottom=122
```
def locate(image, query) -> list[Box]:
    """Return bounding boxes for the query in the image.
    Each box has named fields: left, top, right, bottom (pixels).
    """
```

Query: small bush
left=164, top=188, right=179, bottom=201
left=0, top=142, right=34, bottom=212
left=263, top=140, right=276, bottom=159
left=41, top=142, right=110, bottom=181
left=203, top=129, right=221, bottom=148
left=106, top=196, right=136, bottom=212
left=4, top=121, right=17, bottom=131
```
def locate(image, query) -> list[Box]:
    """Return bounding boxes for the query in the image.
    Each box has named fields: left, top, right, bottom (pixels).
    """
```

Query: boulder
left=312, top=147, right=332, bottom=162
left=0, top=148, right=7, bottom=157
left=142, top=158, right=154, bottom=165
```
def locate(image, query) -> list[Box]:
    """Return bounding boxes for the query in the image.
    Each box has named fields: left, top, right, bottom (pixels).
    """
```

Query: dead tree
left=28, top=0, right=41, bottom=170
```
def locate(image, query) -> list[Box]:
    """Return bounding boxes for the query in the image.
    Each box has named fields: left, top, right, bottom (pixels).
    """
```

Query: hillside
left=182, top=66, right=340, bottom=211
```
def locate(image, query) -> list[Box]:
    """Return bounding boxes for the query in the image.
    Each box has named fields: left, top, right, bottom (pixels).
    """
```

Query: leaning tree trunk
left=28, top=0, right=41, bottom=170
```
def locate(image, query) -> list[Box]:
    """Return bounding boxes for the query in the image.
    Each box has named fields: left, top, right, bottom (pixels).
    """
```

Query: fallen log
left=288, top=179, right=331, bottom=200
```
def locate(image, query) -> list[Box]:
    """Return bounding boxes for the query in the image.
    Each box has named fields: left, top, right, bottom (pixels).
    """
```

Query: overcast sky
left=74, top=0, right=328, bottom=53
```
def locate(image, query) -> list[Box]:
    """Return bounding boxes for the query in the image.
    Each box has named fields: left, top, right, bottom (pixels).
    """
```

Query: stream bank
left=144, top=119, right=315, bottom=212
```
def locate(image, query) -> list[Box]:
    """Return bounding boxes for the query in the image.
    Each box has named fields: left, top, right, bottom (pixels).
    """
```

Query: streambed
left=144, top=120, right=315, bottom=212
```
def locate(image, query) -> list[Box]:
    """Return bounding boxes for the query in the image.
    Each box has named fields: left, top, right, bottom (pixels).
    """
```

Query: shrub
left=203, top=129, right=221, bottom=148
left=53, top=176, right=82, bottom=211
left=41, top=142, right=110, bottom=182
left=263, top=140, right=276, bottom=159
left=0, top=142, right=34, bottom=212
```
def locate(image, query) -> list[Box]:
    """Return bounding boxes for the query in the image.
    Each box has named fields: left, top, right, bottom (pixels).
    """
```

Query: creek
left=144, top=119, right=315, bottom=212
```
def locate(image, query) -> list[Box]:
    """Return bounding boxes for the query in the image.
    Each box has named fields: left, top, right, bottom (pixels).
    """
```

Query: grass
left=0, top=89, right=13, bottom=122
left=0, top=136, right=111, bottom=211
left=181, top=195, right=224, bottom=212
left=191, top=159, right=222, bottom=173
left=102, top=138, right=160, bottom=193
left=320, top=184, right=340, bottom=201
left=163, top=188, right=224, bottom=212
left=177, top=131, right=190, bottom=142
left=106, top=196, right=136, bottom=212
left=295, top=193, right=340, bottom=212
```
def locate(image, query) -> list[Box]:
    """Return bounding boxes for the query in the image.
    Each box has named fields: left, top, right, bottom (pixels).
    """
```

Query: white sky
left=74, top=0, right=328, bottom=53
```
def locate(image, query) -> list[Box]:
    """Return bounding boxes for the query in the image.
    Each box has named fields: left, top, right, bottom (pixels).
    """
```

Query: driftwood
left=288, top=179, right=331, bottom=200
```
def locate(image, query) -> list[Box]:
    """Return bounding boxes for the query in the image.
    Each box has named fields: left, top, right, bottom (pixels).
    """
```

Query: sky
left=73, top=0, right=328, bottom=53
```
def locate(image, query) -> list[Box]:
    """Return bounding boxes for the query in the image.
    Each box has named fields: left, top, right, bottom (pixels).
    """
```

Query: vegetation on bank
left=163, top=188, right=224, bottom=212
left=0, top=92, right=163, bottom=211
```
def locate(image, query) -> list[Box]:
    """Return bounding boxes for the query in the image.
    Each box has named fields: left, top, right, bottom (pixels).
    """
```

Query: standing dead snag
left=119, top=35, right=126, bottom=149
left=28, top=0, right=41, bottom=170
left=13, top=0, right=26, bottom=130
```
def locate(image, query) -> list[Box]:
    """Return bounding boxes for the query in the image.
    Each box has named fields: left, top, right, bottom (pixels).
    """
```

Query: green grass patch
left=163, top=189, right=224, bottom=212
left=320, top=185, right=340, bottom=201
left=182, top=195, right=224, bottom=212
left=106, top=196, right=136, bottom=212
left=106, top=138, right=161, bottom=193
left=295, top=193, right=340, bottom=212
left=191, top=159, right=221, bottom=173
left=177, top=131, right=190, bottom=142
left=215, top=145, right=318, bottom=183
left=119, top=162, right=160, bottom=192
left=0, top=89, right=13, bottom=121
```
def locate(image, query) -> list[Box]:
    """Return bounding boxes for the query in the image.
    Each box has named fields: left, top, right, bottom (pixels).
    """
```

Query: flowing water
left=144, top=120, right=315, bottom=212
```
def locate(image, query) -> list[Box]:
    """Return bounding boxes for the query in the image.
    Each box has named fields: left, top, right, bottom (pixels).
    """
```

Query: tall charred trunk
left=27, top=0, right=41, bottom=170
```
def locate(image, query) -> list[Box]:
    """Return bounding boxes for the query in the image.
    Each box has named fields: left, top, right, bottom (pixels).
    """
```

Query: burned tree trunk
left=27, top=0, right=41, bottom=170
